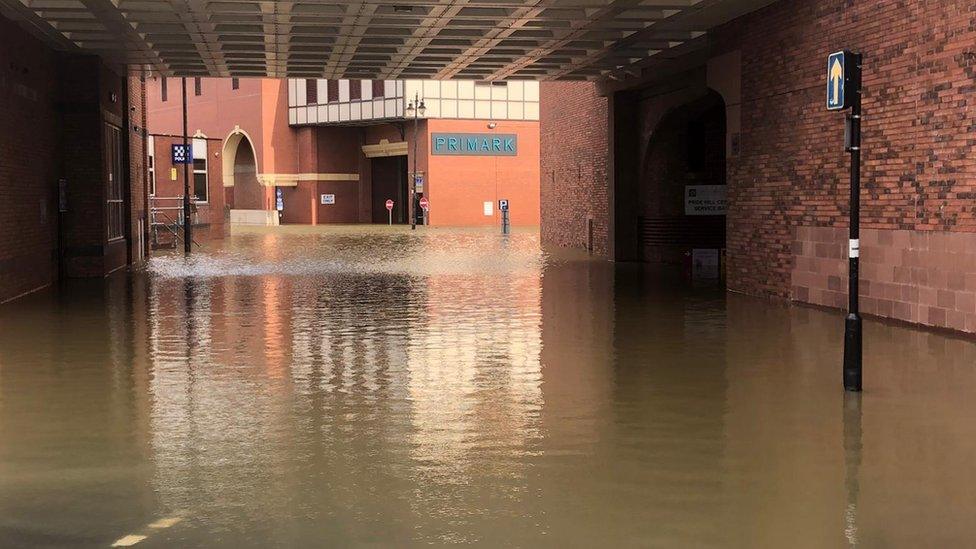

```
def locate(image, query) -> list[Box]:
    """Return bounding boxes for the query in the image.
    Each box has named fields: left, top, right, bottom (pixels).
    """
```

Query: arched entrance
left=222, top=129, right=278, bottom=225
left=221, top=130, right=261, bottom=210
left=637, top=89, right=727, bottom=282
left=231, top=139, right=262, bottom=210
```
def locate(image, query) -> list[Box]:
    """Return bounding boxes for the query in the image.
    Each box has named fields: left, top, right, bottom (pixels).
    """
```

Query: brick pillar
left=610, top=90, right=640, bottom=262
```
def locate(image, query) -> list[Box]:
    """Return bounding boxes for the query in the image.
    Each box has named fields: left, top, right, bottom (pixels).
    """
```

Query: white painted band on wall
left=362, top=140, right=408, bottom=158
left=254, top=173, right=360, bottom=187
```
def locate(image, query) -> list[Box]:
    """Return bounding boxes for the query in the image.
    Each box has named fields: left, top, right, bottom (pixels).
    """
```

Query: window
left=349, top=80, right=361, bottom=100
left=192, top=138, right=208, bottom=202
left=327, top=79, right=339, bottom=102
left=161, top=77, right=167, bottom=101
left=372, top=80, right=385, bottom=98
left=194, top=77, right=202, bottom=96
left=232, top=77, right=239, bottom=90
left=105, top=123, right=124, bottom=240
left=306, top=79, right=318, bottom=104
left=147, top=136, right=155, bottom=196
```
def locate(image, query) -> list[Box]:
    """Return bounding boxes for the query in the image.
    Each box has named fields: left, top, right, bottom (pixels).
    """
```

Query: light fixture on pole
left=405, top=92, right=426, bottom=230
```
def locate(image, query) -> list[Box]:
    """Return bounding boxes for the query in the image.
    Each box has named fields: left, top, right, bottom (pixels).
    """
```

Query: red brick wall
left=0, top=16, right=60, bottom=302
left=1, top=14, right=149, bottom=302
left=316, top=182, right=360, bottom=223
left=280, top=183, right=314, bottom=224
left=316, top=126, right=363, bottom=173
left=150, top=135, right=225, bottom=229
left=129, top=76, right=149, bottom=261
left=716, top=0, right=975, bottom=298
left=540, top=0, right=976, bottom=333
left=313, top=126, right=362, bottom=223
left=426, top=119, right=540, bottom=227
left=792, top=228, right=976, bottom=333
left=540, top=81, right=610, bottom=256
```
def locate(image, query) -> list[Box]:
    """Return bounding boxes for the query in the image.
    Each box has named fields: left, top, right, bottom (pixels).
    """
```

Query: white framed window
left=192, top=137, right=208, bottom=203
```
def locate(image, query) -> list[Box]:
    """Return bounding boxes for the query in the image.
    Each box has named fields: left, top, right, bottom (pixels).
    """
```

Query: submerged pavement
left=0, top=225, right=974, bottom=547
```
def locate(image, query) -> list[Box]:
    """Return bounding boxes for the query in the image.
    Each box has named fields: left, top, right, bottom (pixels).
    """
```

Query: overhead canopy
left=0, top=0, right=773, bottom=80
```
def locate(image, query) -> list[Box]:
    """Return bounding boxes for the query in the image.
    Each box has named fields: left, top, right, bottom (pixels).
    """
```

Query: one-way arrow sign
left=827, top=51, right=853, bottom=110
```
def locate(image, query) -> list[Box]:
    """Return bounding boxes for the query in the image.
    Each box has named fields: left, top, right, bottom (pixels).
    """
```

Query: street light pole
left=406, top=92, right=425, bottom=231
left=843, top=53, right=863, bottom=392
left=181, top=77, right=191, bottom=254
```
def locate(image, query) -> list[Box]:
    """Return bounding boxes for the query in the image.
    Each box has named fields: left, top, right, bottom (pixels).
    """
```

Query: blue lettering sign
left=431, top=133, right=518, bottom=156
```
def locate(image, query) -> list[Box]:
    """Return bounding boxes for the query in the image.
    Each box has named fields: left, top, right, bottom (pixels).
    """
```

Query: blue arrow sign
left=827, top=51, right=850, bottom=110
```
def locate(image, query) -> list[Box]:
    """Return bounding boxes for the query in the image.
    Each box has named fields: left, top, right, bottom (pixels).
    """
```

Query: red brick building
left=147, top=78, right=541, bottom=227
left=0, top=15, right=147, bottom=303
left=147, top=134, right=225, bottom=245
left=542, top=0, right=976, bottom=333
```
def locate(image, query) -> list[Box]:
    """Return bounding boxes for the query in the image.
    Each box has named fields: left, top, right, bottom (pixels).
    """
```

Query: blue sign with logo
left=431, top=133, right=517, bottom=156
left=827, top=50, right=853, bottom=110
left=171, top=143, right=192, bottom=164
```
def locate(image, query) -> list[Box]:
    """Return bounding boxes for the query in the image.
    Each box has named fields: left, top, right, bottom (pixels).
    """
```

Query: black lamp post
left=405, top=92, right=426, bottom=230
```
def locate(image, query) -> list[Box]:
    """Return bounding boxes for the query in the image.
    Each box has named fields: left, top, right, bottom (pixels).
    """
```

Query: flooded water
left=1, top=225, right=975, bottom=548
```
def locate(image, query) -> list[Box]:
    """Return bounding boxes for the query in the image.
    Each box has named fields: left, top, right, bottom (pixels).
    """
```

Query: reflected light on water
left=0, top=225, right=975, bottom=546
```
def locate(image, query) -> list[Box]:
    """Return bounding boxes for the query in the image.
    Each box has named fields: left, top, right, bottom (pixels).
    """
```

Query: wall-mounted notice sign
left=685, top=185, right=727, bottom=216
left=321, top=194, right=335, bottom=205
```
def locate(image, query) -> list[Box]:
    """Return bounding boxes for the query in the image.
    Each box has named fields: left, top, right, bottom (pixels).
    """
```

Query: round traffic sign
left=419, top=197, right=430, bottom=211
left=385, top=199, right=394, bottom=211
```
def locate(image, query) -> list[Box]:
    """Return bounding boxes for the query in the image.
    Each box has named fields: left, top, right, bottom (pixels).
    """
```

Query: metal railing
left=150, top=195, right=201, bottom=249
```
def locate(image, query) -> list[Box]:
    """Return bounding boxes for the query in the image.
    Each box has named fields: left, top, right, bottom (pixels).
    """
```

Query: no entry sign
left=385, top=199, right=394, bottom=211
left=419, top=197, right=430, bottom=211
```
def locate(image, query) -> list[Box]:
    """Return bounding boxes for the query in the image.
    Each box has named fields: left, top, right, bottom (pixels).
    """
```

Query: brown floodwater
left=1, top=225, right=975, bottom=548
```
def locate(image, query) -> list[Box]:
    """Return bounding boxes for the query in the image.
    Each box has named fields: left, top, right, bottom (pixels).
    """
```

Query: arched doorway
left=637, top=89, right=727, bottom=282
left=221, top=130, right=263, bottom=211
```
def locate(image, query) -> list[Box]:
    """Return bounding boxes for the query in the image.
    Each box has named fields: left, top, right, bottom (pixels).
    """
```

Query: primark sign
left=431, top=133, right=518, bottom=156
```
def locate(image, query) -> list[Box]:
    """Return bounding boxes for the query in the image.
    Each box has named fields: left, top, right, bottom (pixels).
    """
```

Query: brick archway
left=221, top=130, right=264, bottom=211
left=636, top=89, right=727, bottom=274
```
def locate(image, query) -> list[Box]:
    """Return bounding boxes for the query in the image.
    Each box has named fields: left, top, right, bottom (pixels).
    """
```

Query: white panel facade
left=475, top=100, right=490, bottom=119
left=287, top=78, right=540, bottom=126
left=442, top=80, right=458, bottom=99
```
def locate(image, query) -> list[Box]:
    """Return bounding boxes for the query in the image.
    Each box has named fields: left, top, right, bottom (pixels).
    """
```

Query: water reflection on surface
left=1, top=225, right=975, bottom=547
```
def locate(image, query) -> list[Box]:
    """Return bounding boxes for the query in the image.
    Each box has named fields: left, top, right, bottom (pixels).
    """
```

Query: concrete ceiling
left=0, top=0, right=774, bottom=80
